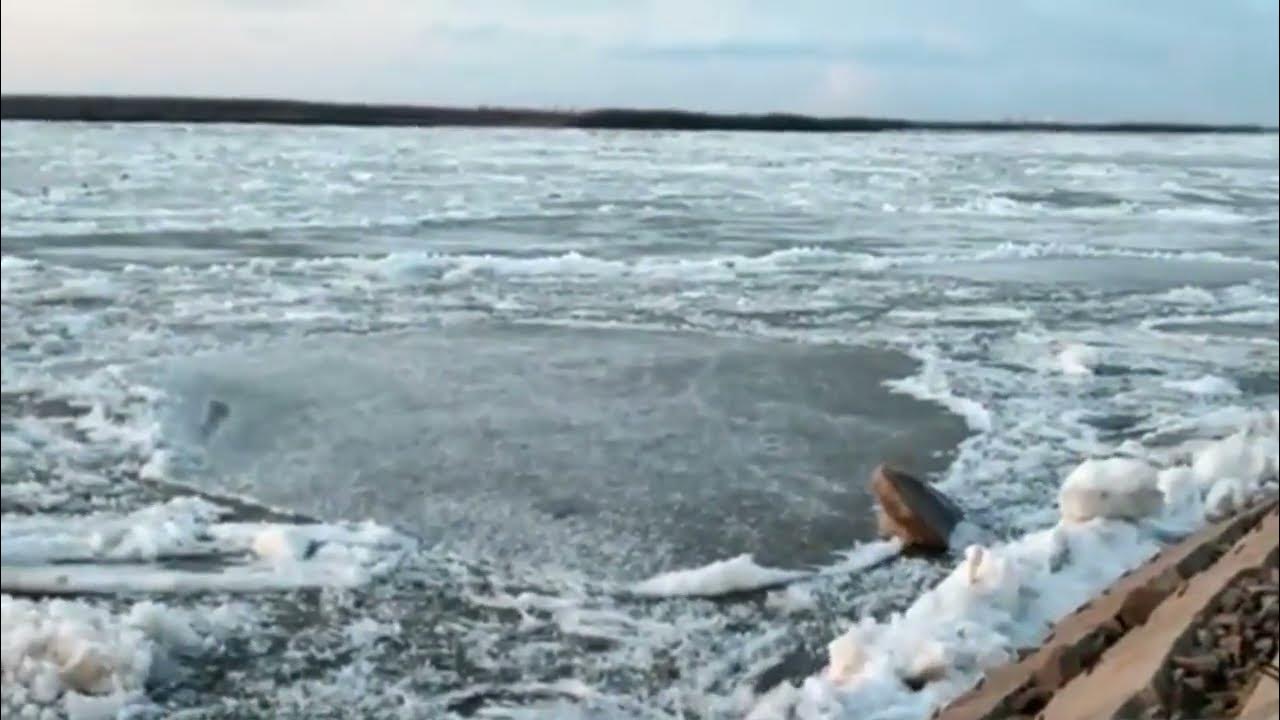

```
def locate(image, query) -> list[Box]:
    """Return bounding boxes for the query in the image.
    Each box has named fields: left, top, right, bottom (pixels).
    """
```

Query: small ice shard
left=826, top=626, right=875, bottom=685
left=964, top=545, right=986, bottom=586
left=630, top=554, right=806, bottom=598
left=1056, top=342, right=1100, bottom=376
left=250, top=526, right=317, bottom=564
left=1047, top=526, right=1072, bottom=573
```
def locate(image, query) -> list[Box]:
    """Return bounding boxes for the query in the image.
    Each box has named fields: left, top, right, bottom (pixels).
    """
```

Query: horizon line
left=2, top=93, right=1276, bottom=134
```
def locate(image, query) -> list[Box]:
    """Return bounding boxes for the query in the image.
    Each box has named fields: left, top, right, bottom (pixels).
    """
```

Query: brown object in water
left=869, top=463, right=964, bottom=552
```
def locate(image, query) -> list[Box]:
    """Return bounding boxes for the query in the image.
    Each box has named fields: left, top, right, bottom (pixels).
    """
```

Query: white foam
left=884, top=351, right=992, bottom=433
left=1158, top=286, right=1217, bottom=305
left=631, top=555, right=808, bottom=598
left=1150, top=206, right=1252, bottom=224
left=820, top=540, right=904, bottom=577
left=0, top=255, right=41, bottom=272
left=963, top=240, right=1277, bottom=269
left=766, top=585, right=818, bottom=615
left=1163, top=374, right=1243, bottom=397
left=886, top=306, right=1033, bottom=326
left=115, top=239, right=1275, bottom=298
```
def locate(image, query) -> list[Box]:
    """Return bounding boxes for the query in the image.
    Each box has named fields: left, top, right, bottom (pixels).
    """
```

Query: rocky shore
left=936, top=502, right=1279, bottom=720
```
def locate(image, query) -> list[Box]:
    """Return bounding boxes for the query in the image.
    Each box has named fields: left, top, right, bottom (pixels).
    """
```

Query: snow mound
left=1, top=596, right=248, bottom=719
left=1058, top=457, right=1163, bottom=523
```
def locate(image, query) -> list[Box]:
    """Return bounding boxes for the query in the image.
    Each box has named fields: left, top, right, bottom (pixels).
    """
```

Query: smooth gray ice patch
left=159, top=324, right=967, bottom=578
left=1149, top=319, right=1279, bottom=342
left=899, top=256, right=1271, bottom=292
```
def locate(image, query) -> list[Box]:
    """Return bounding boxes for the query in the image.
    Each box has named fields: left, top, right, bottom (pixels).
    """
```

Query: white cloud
left=1, top=0, right=1276, bottom=122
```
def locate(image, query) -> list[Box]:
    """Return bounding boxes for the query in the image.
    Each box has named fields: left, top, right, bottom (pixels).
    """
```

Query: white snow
left=631, top=555, right=808, bottom=598
left=1191, top=430, right=1275, bottom=486
left=1, top=596, right=248, bottom=719
left=0, top=495, right=408, bottom=714
left=1057, top=457, right=1163, bottom=523
left=1, top=498, right=416, bottom=595
left=1203, top=478, right=1259, bottom=520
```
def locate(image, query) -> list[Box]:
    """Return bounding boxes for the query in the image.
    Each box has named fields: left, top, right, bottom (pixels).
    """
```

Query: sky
left=2, top=0, right=1277, bottom=123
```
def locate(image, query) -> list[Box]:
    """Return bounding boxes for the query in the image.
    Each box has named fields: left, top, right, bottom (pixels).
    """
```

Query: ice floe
left=1, top=497, right=415, bottom=595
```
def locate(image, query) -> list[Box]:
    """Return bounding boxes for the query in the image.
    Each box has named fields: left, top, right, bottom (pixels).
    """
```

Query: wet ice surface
left=1, top=125, right=1277, bottom=718
left=162, top=327, right=959, bottom=576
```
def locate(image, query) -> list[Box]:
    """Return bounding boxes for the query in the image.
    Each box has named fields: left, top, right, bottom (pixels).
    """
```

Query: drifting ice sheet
left=631, top=555, right=809, bottom=598
left=1, top=497, right=416, bottom=595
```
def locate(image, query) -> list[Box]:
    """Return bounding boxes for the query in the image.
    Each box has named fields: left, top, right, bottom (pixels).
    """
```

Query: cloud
left=1, top=0, right=1276, bottom=122
left=811, top=63, right=878, bottom=114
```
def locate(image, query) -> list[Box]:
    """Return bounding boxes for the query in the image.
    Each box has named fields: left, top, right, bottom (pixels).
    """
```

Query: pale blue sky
left=2, top=0, right=1277, bottom=123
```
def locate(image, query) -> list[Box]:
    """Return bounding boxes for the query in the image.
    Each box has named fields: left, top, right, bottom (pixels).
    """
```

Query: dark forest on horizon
left=1, top=94, right=1274, bottom=134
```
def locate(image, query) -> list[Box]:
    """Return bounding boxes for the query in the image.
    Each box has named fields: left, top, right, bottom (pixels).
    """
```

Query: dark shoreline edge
left=3, top=95, right=1275, bottom=134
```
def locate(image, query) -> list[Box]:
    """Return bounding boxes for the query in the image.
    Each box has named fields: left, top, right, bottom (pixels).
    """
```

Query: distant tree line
left=1, top=95, right=1271, bottom=134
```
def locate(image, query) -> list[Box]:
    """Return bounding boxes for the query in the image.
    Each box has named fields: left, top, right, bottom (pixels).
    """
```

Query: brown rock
left=1219, top=635, right=1243, bottom=662
left=1210, top=613, right=1239, bottom=629
left=1170, top=654, right=1220, bottom=674
left=1244, top=582, right=1277, bottom=596
left=1007, top=685, right=1047, bottom=714
left=869, top=463, right=963, bottom=552
left=1256, top=636, right=1275, bottom=656
left=1260, top=596, right=1279, bottom=620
